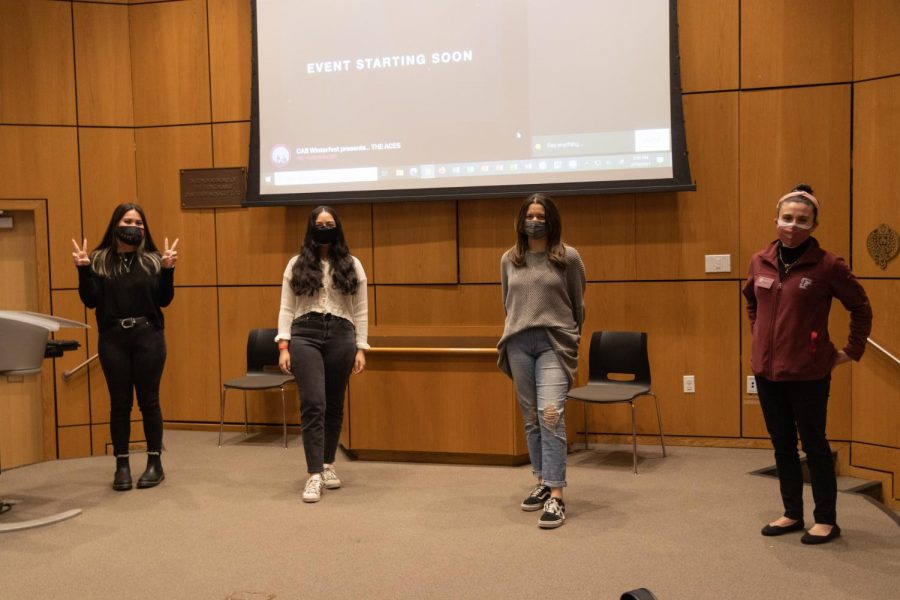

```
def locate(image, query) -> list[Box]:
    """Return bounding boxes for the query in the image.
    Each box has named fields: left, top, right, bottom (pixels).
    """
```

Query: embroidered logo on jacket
left=799, top=277, right=813, bottom=289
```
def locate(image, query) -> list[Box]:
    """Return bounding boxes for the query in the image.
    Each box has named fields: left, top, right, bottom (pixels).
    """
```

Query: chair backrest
left=246, top=328, right=282, bottom=374
left=587, top=331, right=651, bottom=386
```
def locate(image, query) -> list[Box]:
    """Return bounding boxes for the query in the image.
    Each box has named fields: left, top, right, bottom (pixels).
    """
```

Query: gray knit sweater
left=497, top=245, right=586, bottom=385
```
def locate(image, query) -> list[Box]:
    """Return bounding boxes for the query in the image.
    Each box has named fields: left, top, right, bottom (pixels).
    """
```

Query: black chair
left=567, top=331, right=666, bottom=474
left=219, top=328, right=294, bottom=448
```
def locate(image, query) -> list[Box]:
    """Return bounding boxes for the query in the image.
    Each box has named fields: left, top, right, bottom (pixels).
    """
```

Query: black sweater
left=77, top=255, right=175, bottom=332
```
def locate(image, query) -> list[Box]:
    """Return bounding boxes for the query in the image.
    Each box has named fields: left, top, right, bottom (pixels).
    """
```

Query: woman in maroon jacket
left=744, top=184, right=872, bottom=544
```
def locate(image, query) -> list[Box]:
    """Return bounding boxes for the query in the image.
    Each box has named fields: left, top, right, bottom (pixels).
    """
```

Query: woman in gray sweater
left=498, top=193, right=586, bottom=528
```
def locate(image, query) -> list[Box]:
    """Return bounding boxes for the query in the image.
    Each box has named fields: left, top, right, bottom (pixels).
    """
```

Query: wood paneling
left=636, top=93, right=739, bottom=279
left=853, top=0, right=900, bottom=81
left=348, top=355, right=517, bottom=454
left=57, top=425, right=91, bottom=460
left=0, top=209, right=38, bottom=310
left=79, top=127, right=138, bottom=247
left=741, top=0, right=852, bottom=88
left=373, top=201, right=457, bottom=284
left=208, top=0, right=252, bottom=122
left=739, top=86, right=851, bottom=270
left=581, top=281, right=741, bottom=438
left=52, top=290, right=91, bottom=427
left=158, top=286, right=221, bottom=423
left=852, top=77, right=900, bottom=278
left=559, top=195, right=637, bottom=281
left=216, top=200, right=372, bottom=286
left=0, top=376, right=45, bottom=469
left=851, top=281, right=900, bottom=448
left=73, top=2, right=134, bottom=126
left=457, top=197, right=520, bottom=283
left=0, top=126, right=81, bottom=290
left=677, top=0, right=739, bottom=92
left=376, top=284, right=504, bottom=327
left=0, top=0, right=75, bottom=125
left=217, top=286, right=300, bottom=425
left=851, top=443, right=900, bottom=502
left=130, top=0, right=211, bottom=126
left=134, top=125, right=216, bottom=285
left=212, top=121, right=249, bottom=167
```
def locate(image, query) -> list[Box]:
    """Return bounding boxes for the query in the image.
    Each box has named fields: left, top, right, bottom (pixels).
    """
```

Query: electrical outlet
left=746, top=375, right=758, bottom=395
left=704, top=254, right=732, bottom=273
left=683, top=375, right=695, bottom=393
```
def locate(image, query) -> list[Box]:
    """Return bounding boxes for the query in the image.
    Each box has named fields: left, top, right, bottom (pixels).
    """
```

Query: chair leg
left=218, top=388, right=227, bottom=447
left=280, top=386, right=287, bottom=449
left=583, top=401, right=589, bottom=450
left=243, top=391, right=249, bottom=436
left=630, top=401, right=638, bottom=474
left=651, top=392, right=667, bottom=457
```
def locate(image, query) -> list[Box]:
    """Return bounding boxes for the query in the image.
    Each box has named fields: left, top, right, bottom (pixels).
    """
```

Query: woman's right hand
left=278, top=348, right=291, bottom=374
left=71, top=238, right=90, bottom=266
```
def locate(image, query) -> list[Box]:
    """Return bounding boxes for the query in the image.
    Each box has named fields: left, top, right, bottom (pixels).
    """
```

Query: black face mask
left=116, top=226, right=144, bottom=246
left=524, top=221, right=547, bottom=239
left=312, top=225, right=338, bottom=245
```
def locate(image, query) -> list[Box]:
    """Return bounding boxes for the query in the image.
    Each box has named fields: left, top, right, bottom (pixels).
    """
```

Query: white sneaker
left=302, top=474, right=325, bottom=503
left=322, top=465, right=342, bottom=489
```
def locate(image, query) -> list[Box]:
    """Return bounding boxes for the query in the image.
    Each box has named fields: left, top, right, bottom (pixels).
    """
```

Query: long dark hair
left=90, top=202, right=161, bottom=277
left=290, top=205, right=359, bottom=296
left=508, top=193, right=567, bottom=269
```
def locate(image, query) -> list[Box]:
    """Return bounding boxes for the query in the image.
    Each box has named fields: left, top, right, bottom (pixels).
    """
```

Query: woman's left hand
left=832, top=350, right=851, bottom=368
left=352, top=349, right=366, bottom=374
left=161, top=237, right=179, bottom=269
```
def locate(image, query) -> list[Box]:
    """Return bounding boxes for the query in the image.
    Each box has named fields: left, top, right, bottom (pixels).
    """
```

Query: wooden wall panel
left=852, top=77, right=900, bottom=278
left=636, top=93, right=739, bottom=279
left=216, top=204, right=373, bottom=286
left=739, top=86, right=851, bottom=271
left=852, top=443, right=900, bottom=502
left=79, top=127, right=138, bottom=247
left=558, top=195, right=637, bottom=281
left=457, top=197, right=520, bottom=283
left=677, top=0, right=739, bottom=92
left=212, top=121, right=249, bottom=167
left=57, top=425, right=91, bottom=460
left=0, top=377, right=46, bottom=469
left=52, top=290, right=91, bottom=427
left=373, top=201, right=457, bottom=284
left=217, top=286, right=300, bottom=425
left=208, top=0, right=252, bottom=122
left=851, top=281, right=900, bottom=448
left=740, top=295, right=853, bottom=440
left=158, top=286, right=221, bottom=423
left=130, top=0, right=211, bottom=126
left=134, top=125, right=216, bottom=285
left=0, top=126, right=81, bottom=290
left=73, top=2, right=134, bottom=126
left=0, top=0, right=75, bottom=125
left=581, top=281, right=741, bottom=438
left=375, top=284, right=504, bottom=327
left=741, top=0, right=852, bottom=89
left=0, top=208, right=38, bottom=310
left=853, top=0, right=900, bottom=81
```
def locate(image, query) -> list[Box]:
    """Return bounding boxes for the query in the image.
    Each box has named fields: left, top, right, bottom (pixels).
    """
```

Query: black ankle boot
left=137, top=452, right=165, bottom=488
left=113, top=455, right=132, bottom=491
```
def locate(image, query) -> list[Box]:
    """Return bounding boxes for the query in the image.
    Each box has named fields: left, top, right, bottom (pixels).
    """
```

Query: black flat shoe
left=761, top=520, right=804, bottom=536
left=112, top=465, right=132, bottom=491
left=801, top=524, right=841, bottom=545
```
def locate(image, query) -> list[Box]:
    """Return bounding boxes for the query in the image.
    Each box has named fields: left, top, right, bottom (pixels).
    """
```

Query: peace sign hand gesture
left=161, top=238, right=179, bottom=269
left=71, top=238, right=90, bottom=267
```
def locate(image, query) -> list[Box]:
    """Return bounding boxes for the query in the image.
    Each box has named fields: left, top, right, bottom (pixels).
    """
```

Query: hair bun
left=792, top=183, right=814, bottom=195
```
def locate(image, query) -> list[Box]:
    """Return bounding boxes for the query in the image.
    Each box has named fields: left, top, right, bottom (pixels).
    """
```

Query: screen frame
left=244, top=0, right=694, bottom=206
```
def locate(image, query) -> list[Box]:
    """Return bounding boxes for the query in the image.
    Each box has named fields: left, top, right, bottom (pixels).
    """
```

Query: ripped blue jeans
left=506, top=328, right=568, bottom=488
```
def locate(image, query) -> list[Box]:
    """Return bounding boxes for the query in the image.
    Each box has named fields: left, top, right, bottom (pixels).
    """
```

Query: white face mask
left=776, top=218, right=814, bottom=230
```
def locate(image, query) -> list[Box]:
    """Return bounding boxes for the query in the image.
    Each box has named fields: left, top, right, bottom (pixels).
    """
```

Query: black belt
left=296, top=312, right=350, bottom=324
left=116, top=316, right=149, bottom=329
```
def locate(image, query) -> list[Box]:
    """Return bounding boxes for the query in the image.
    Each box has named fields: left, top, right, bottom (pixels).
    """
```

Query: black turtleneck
left=776, top=238, right=812, bottom=281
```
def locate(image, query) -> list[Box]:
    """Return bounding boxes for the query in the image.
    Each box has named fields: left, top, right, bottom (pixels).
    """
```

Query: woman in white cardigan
left=277, top=205, right=369, bottom=503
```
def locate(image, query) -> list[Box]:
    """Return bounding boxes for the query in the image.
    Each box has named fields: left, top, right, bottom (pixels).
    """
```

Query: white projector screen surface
left=248, top=0, right=692, bottom=204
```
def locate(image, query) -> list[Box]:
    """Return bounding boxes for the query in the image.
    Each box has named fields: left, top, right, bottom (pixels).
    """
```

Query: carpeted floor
left=1, top=430, right=898, bottom=600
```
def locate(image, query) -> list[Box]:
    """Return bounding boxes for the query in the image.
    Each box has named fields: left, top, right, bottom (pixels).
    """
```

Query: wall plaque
left=866, top=223, right=899, bottom=270
left=180, top=167, right=246, bottom=208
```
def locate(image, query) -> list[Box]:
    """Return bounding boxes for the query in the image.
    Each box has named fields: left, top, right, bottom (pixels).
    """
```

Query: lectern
left=0, top=310, right=88, bottom=532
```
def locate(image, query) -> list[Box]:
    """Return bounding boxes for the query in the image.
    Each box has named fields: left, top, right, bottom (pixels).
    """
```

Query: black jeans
left=98, top=323, right=166, bottom=456
left=756, top=376, right=836, bottom=525
left=289, top=314, right=356, bottom=474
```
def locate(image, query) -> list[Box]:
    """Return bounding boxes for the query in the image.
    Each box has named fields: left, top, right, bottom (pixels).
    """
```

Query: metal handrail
left=867, top=338, right=899, bottom=366
left=62, top=353, right=98, bottom=382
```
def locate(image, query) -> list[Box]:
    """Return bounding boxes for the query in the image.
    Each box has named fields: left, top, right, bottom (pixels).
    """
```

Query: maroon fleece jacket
left=743, top=238, right=872, bottom=381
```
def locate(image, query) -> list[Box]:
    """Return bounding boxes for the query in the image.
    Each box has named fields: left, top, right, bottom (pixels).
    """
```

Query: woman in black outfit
left=73, top=203, right=178, bottom=491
